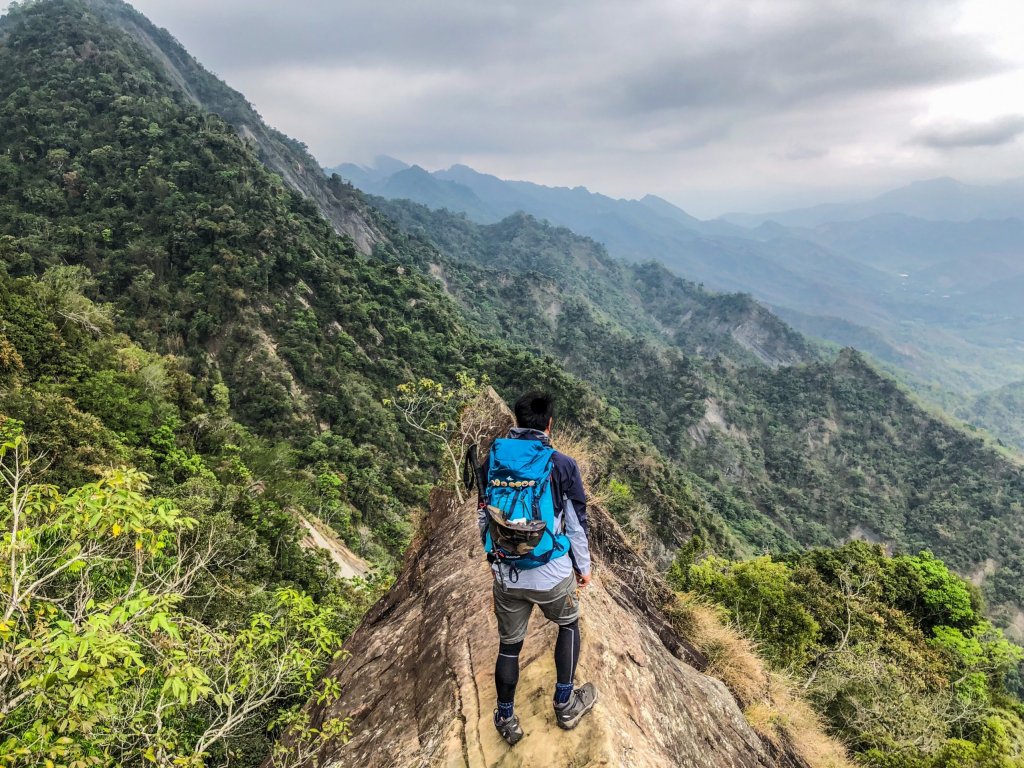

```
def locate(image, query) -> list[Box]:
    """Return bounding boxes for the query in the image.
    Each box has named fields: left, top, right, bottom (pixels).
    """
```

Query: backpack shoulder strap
left=463, top=443, right=489, bottom=506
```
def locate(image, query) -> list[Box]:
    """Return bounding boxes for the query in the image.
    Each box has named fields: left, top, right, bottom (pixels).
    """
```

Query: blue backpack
left=483, top=437, right=569, bottom=569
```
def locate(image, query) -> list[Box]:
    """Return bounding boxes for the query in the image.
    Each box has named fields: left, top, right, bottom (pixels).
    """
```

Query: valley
left=1, top=1, right=1023, bottom=766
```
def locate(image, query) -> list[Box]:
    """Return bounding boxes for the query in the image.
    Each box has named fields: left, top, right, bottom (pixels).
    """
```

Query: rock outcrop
left=273, top=392, right=807, bottom=768
left=298, top=515, right=371, bottom=580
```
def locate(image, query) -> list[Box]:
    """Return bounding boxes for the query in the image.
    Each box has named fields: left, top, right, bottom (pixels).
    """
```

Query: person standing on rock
left=477, top=391, right=598, bottom=746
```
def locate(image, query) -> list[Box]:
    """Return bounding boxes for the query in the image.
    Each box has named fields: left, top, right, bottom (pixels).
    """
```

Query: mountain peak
left=637, top=193, right=702, bottom=225
left=369, top=154, right=409, bottom=175
left=396, top=163, right=431, bottom=176
left=907, top=175, right=962, bottom=187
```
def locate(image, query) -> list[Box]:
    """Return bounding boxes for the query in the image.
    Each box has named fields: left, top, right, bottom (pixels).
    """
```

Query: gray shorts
left=492, top=574, right=579, bottom=644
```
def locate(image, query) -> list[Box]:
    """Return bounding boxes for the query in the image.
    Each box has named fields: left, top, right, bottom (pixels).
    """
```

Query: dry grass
left=747, top=674, right=854, bottom=768
left=666, top=594, right=769, bottom=706
left=624, top=501, right=661, bottom=559
left=552, top=427, right=604, bottom=491
left=666, top=594, right=855, bottom=768
left=552, top=429, right=663, bottom=557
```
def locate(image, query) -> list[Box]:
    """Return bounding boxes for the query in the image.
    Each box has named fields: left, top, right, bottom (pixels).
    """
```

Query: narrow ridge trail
left=275, top=391, right=807, bottom=767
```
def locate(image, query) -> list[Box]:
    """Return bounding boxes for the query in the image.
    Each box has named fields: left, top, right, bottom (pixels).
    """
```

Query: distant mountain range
left=330, top=159, right=1024, bottom=313
left=329, top=158, right=1024, bottom=446
left=330, top=159, right=904, bottom=330
left=333, top=156, right=741, bottom=236
left=723, top=176, right=1024, bottom=227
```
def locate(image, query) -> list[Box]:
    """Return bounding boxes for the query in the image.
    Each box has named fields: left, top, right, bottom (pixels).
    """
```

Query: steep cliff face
left=276, top=393, right=806, bottom=767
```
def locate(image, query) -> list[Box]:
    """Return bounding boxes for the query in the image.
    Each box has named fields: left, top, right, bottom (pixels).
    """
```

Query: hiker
left=477, top=391, right=597, bottom=746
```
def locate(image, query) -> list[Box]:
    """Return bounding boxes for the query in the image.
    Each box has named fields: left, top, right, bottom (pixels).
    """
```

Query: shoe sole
left=556, top=689, right=598, bottom=731
left=500, top=732, right=524, bottom=747
left=496, top=719, right=524, bottom=747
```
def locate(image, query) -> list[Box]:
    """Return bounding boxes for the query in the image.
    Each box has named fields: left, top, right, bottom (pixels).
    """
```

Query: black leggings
left=495, top=619, right=580, bottom=703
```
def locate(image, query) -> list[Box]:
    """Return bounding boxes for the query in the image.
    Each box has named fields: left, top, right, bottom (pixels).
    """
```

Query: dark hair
left=513, top=391, right=555, bottom=431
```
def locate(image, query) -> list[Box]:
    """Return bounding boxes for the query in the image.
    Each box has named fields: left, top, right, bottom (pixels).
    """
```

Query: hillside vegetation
left=372, top=198, right=1024, bottom=619
left=674, top=541, right=1024, bottom=767
left=0, top=0, right=781, bottom=562
left=958, top=382, right=1024, bottom=452
left=374, top=198, right=813, bottom=368
left=2, top=1, right=1024, bottom=767
left=0, top=6, right=762, bottom=759
left=342, top=160, right=1024, bottom=436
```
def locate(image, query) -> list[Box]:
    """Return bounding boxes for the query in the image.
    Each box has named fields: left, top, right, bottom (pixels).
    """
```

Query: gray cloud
left=779, top=147, right=830, bottom=161
left=608, top=11, right=1002, bottom=117
left=121, top=0, right=583, bottom=68
left=916, top=115, right=1024, bottom=149
left=11, top=0, right=1022, bottom=215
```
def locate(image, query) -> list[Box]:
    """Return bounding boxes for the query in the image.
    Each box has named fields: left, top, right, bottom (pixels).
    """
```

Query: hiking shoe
left=554, top=682, right=598, bottom=730
left=494, top=710, right=524, bottom=746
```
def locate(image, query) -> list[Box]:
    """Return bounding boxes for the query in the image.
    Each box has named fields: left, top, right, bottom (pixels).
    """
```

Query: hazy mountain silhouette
left=722, top=176, right=1024, bottom=227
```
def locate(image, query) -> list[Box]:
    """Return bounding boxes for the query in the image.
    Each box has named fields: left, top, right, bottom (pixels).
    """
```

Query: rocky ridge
left=271, top=391, right=808, bottom=767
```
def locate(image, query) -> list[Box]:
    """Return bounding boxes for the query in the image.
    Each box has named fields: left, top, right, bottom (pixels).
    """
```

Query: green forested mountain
left=0, top=1, right=732, bottom=761
left=370, top=198, right=1024, bottom=619
left=0, top=0, right=471, bottom=549
left=373, top=198, right=813, bottom=368
left=958, top=382, right=1024, bottom=452
left=2, top=1, right=1024, bottom=766
left=76, top=0, right=390, bottom=254
left=337, top=160, right=1024, bottom=436
left=0, top=0, right=765, bottom=562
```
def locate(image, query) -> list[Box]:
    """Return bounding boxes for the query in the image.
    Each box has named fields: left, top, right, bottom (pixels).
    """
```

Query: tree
left=385, top=374, right=485, bottom=503
left=0, top=431, right=348, bottom=767
left=688, top=555, right=820, bottom=670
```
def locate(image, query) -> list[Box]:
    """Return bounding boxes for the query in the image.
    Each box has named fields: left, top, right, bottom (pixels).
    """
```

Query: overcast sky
left=9, top=0, right=1024, bottom=216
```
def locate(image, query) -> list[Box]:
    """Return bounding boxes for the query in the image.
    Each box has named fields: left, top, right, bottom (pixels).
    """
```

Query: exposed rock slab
left=298, top=515, right=370, bottom=580
left=276, top=395, right=805, bottom=768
